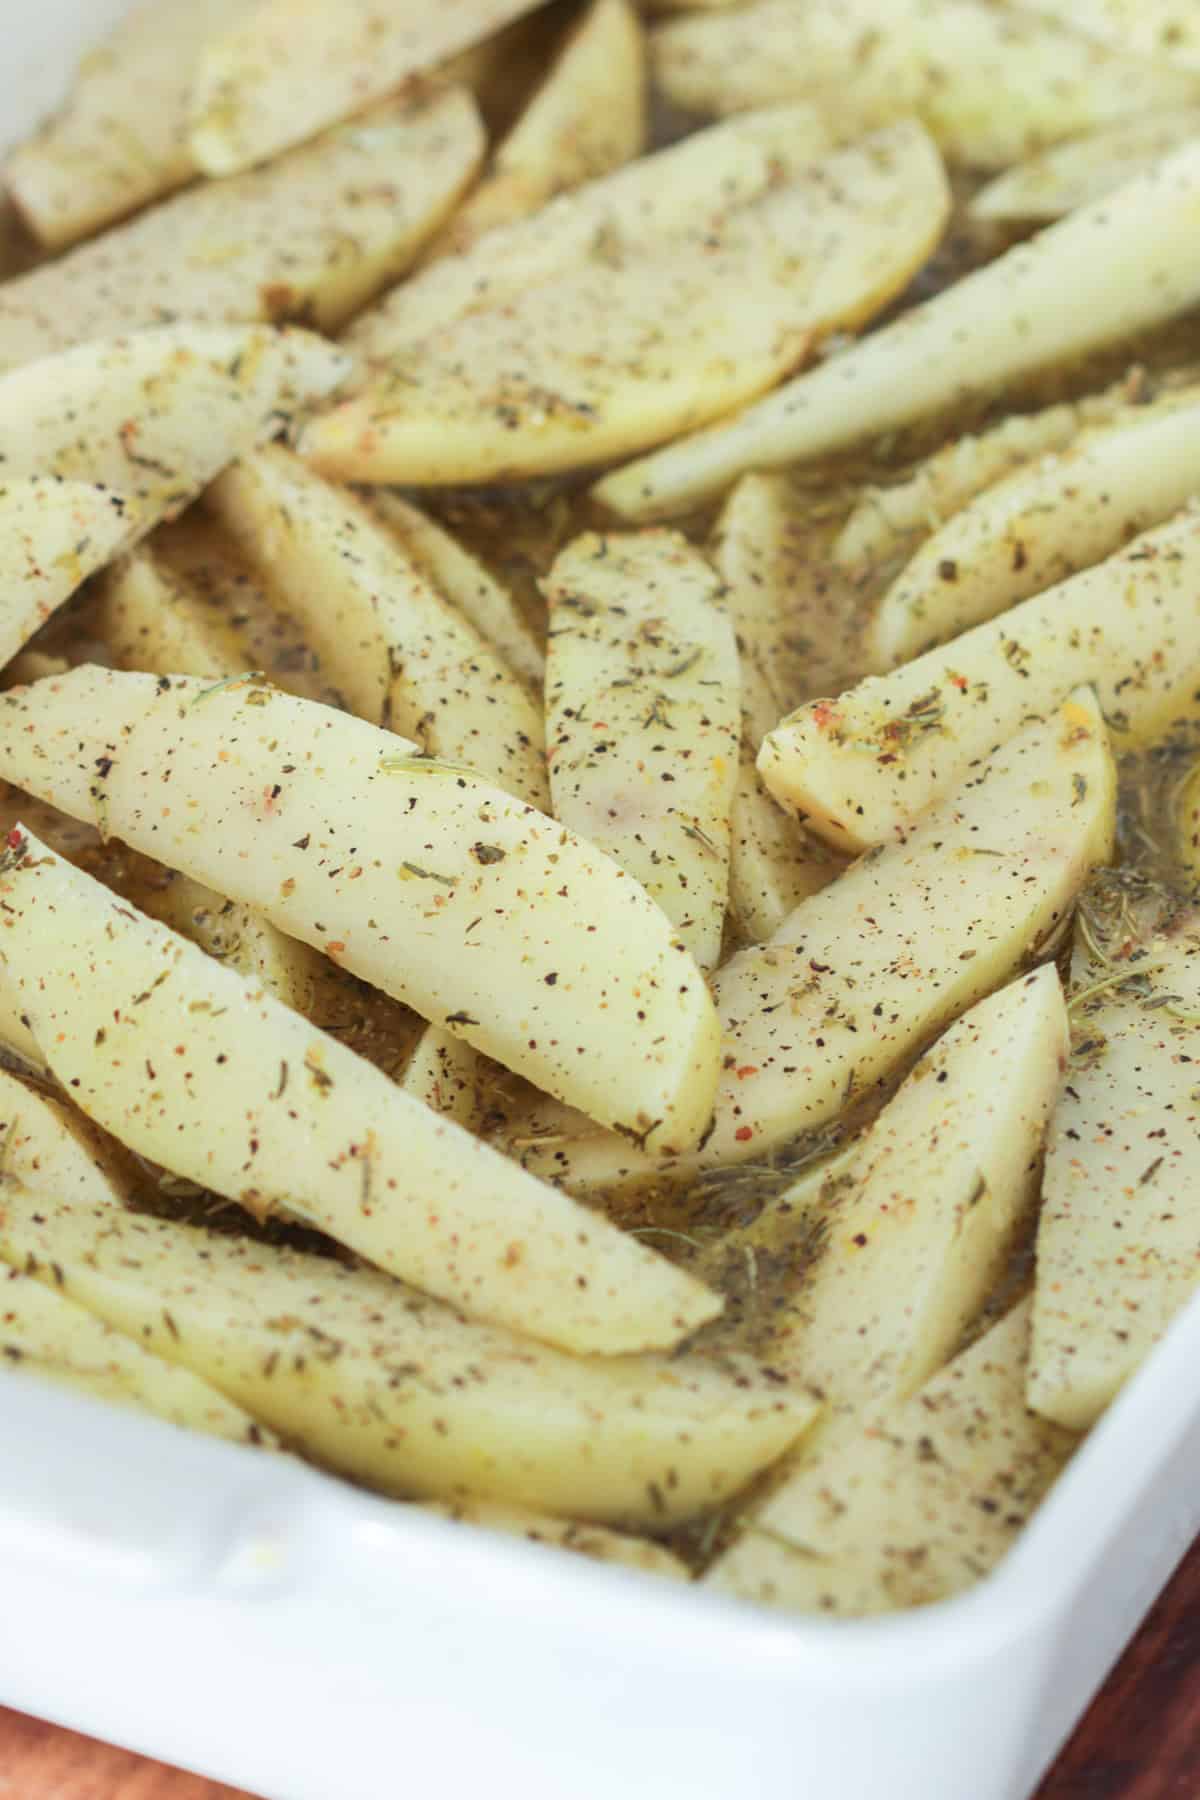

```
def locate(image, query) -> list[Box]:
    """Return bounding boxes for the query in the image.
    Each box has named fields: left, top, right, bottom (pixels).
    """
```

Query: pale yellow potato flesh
left=760, top=510, right=1200, bottom=854
left=649, top=0, right=1200, bottom=164
left=302, top=121, right=950, bottom=485
left=0, top=668, right=720, bottom=1153
left=970, top=109, right=1200, bottom=223
left=708, top=1300, right=1077, bottom=1613
left=0, top=479, right=136, bottom=672
left=0, top=90, right=485, bottom=369
left=2, top=0, right=245, bottom=249
left=188, top=0, right=546, bottom=175
left=0, top=833, right=720, bottom=1357
left=867, top=392, right=1200, bottom=669
left=595, top=141, right=1200, bottom=520
left=1029, top=919, right=1200, bottom=1430
left=427, top=0, right=646, bottom=262
left=511, top=694, right=1115, bottom=1195
left=0, top=1183, right=813, bottom=1525
left=0, top=1062, right=134, bottom=1207
left=0, top=326, right=349, bottom=537
left=398, top=1024, right=497, bottom=1131
left=1030, top=0, right=1200, bottom=71
left=543, top=531, right=739, bottom=970
left=208, top=447, right=550, bottom=809
left=366, top=492, right=545, bottom=689
left=423, top=1498, right=690, bottom=1578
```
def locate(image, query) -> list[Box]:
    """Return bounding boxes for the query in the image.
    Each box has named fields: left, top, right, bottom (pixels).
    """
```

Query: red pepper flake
left=735, top=1125, right=754, bottom=1142
left=810, top=701, right=840, bottom=732
left=735, top=1065, right=759, bottom=1080
left=326, top=940, right=346, bottom=956
left=949, top=673, right=969, bottom=692
left=5, top=829, right=22, bottom=850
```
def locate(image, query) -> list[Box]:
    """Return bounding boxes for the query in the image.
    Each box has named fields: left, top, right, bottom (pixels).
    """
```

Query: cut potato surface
left=0, top=834, right=720, bottom=1356
left=513, top=694, right=1114, bottom=1194
left=0, top=668, right=720, bottom=1153
left=970, top=109, right=1200, bottom=223
left=0, top=89, right=485, bottom=368
left=1030, top=0, right=1200, bottom=71
left=208, top=447, right=550, bottom=808
left=866, top=391, right=1200, bottom=669
left=0, top=479, right=136, bottom=672
left=189, top=0, right=546, bottom=175
left=1029, top=916, right=1200, bottom=1430
left=423, top=1498, right=690, bottom=1578
left=302, top=121, right=950, bottom=484
left=762, top=508, right=1200, bottom=854
left=596, top=141, right=1200, bottom=519
left=708, top=1300, right=1077, bottom=1613
left=543, top=531, right=739, bottom=970
left=0, top=1184, right=812, bottom=1525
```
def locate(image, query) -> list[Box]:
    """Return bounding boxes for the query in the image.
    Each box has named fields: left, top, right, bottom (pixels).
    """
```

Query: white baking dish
left=3, top=8, right=1200, bottom=1797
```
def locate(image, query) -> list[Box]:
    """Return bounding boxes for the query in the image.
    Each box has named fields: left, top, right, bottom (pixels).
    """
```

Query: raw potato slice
left=0, top=479, right=136, bottom=672
left=427, top=0, right=646, bottom=262
left=188, top=0, right=546, bottom=175
left=708, top=1300, right=1077, bottom=1613
left=543, top=531, right=739, bottom=970
left=0, top=326, right=349, bottom=536
left=0, top=833, right=720, bottom=1357
left=367, top=492, right=545, bottom=689
left=1029, top=917, right=1200, bottom=1430
left=760, top=509, right=1200, bottom=854
left=0, top=668, right=721, bottom=1153
left=0, top=90, right=485, bottom=369
left=1030, top=0, right=1200, bottom=71
left=2, top=0, right=246, bottom=250
left=971, top=109, right=1200, bottom=223
left=208, top=447, right=550, bottom=808
left=0, top=1063, right=133, bottom=1208
left=0, top=1185, right=813, bottom=1524
left=345, top=105, right=838, bottom=362
left=0, top=1265, right=276, bottom=1449
left=595, top=142, right=1200, bottom=520
left=398, top=1024, right=496, bottom=1131
left=302, top=121, right=950, bottom=485
left=867, top=392, right=1200, bottom=669
left=424, top=1498, right=690, bottom=1579
left=649, top=0, right=1200, bottom=164
left=512, top=694, right=1115, bottom=1194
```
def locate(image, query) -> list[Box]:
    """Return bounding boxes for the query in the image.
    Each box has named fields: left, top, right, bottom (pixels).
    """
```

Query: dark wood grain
left=1, top=1543, right=1198, bottom=1799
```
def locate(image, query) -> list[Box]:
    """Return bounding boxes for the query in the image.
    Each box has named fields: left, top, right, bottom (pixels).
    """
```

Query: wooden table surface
left=1, top=1540, right=1196, bottom=1800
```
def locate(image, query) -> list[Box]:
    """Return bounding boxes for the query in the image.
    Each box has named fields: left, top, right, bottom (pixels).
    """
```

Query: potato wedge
left=208, top=447, right=550, bottom=808
left=366, top=492, right=545, bottom=689
left=0, top=1183, right=812, bottom=1524
left=0, top=326, right=349, bottom=535
left=1030, top=0, right=1200, bottom=71
left=866, top=391, right=1200, bottom=669
left=0, top=479, right=136, bottom=672
left=0, top=1264, right=276, bottom=1449
left=424, top=1498, right=690, bottom=1578
left=0, top=90, right=484, bottom=368
left=1029, top=914, right=1200, bottom=1430
left=970, top=109, right=1200, bottom=223
left=649, top=0, right=1200, bottom=164
left=302, top=121, right=950, bottom=484
left=188, top=0, right=545, bottom=175
left=397, top=1024, right=498, bottom=1132
left=0, top=668, right=720, bottom=1152
left=513, top=693, right=1114, bottom=1194
left=708, top=1300, right=1077, bottom=1613
left=595, top=141, right=1200, bottom=519
left=0, top=831, right=720, bottom=1357
left=543, top=531, right=739, bottom=970
left=760, top=509, right=1200, bottom=853
left=2, top=0, right=245, bottom=249
left=0, top=1062, right=133, bottom=1207
left=427, top=0, right=646, bottom=262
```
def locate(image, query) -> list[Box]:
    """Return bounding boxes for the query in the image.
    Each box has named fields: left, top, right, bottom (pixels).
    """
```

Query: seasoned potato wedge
left=543, top=531, right=739, bottom=969
left=971, top=109, right=1200, bottom=223
left=0, top=479, right=136, bottom=672
left=0, top=832, right=720, bottom=1357
left=0, top=668, right=720, bottom=1152
left=423, top=1498, right=690, bottom=1578
left=189, top=0, right=544, bottom=175
left=0, top=1183, right=812, bottom=1524
left=650, top=0, right=1200, bottom=164
left=867, top=392, right=1200, bottom=669
left=208, top=447, right=550, bottom=808
left=1030, top=0, right=1200, bottom=71
left=302, top=121, right=950, bottom=484
left=708, top=1300, right=1077, bottom=1613
left=0, top=1062, right=133, bottom=1206
left=2, top=0, right=245, bottom=249
left=761, top=510, right=1200, bottom=852
left=513, top=694, right=1114, bottom=1194
left=595, top=141, right=1200, bottom=519
left=0, top=90, right=484, bottom=367
left=427, top=0, right=646, bottom=262
left=1029, top=915, right=1200, bottom=1430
